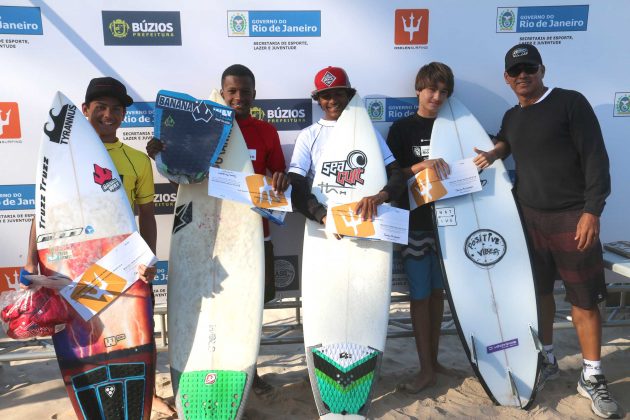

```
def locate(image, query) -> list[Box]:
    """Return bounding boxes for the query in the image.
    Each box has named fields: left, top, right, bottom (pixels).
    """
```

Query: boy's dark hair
left=221, top=64, right=255, bottom=87
left=415, top=62, right=454, bottom=97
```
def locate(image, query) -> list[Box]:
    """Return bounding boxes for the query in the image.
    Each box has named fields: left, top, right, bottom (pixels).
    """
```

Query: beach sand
left=1, top=303, right=628, bottom=419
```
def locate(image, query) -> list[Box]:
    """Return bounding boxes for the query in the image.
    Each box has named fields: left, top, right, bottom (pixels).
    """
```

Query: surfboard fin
left=470, top=334, right=478, bottom=366
left=529, top=324, right=545, bottom=354
left=508, top=369, right=523, bottom=408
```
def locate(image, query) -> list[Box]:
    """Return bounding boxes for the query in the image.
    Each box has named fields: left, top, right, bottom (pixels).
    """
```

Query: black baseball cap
left=84, top=77, right=133, bottom=107
left=504, top=44, right=543, bottom=71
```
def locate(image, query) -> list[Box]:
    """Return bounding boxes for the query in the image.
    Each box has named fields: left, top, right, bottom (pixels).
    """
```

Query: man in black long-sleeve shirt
left=474, top=44, right=620, bottom=419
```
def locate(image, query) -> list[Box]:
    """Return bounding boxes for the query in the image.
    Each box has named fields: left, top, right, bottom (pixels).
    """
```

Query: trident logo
left=258, top=177, right=277, bottom=205
left=341, top=208, right=363, bottom=236
left=414, top=169, right=433, bottom=203
left=401, top=12, right=422, bottom=42
left=0, top=109, right=11, bottom=136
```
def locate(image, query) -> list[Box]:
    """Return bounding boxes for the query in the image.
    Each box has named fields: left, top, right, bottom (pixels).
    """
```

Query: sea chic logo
left=496, top=5, right=589, bottom=33
left=102, top=11, right=182, bottom=46
left=321, top=150, right=367, bottom=188
left=0, top=102, right=21, bottom=139
left=93, top=164, right=122, bottom=192
left=614, top=92, right=630, bottom=117
left=227, top=10, right=321, bottom=37
left=394, top=9, right=429, bottom=45
left=0, top=6, right=43, bottom=35
left=464, top=229, right=507, bottom=267
left=44, top=104, right=76, bottom=145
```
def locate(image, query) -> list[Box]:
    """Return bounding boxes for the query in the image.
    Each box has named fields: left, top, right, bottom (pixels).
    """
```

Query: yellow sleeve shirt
left=104, top=139, right=155, bottom=209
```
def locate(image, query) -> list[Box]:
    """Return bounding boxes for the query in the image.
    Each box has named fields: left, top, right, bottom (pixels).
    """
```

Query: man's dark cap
left=85, top=77, right=133, bottom=107
left=505, top=44, right=543, bottom=71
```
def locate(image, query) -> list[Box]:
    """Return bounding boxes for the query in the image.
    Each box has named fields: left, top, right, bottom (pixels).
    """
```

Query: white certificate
left=408, top=158, right=481, bottom=211
left=59, top=231, right=158, bottom=321
left=325, top=202, right=409, bottom=245
left=208, top=166, right=292, bottom=211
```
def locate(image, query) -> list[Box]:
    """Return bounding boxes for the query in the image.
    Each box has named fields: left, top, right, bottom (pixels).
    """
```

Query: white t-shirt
left=289, top=118, right=395, bottom=182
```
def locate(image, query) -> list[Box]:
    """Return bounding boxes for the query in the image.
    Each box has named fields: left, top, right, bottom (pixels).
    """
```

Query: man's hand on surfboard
left=415, top=158, right=450, bottom=179
left=145, top=137, right=164, bottom=160
left=472, top=147, right=497, bottom=170
left=354, top=191, right=389, bottom=221
left=137, top=264, right=156, bottom=283
left=271, top=171, right=290, bottom=193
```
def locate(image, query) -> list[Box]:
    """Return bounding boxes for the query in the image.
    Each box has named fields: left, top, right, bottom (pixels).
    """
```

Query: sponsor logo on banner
left=0, top=184, right=35, bottom=211
left=365, top=97, right=417, bottom=122
left=102, top=11, right=182, bottom=46
left=496, top=5, right=589, bottom=33
left=121, top=102, right=154, bottom=128
left=331, top=203, right=376, bottom=238
left=0, top=102, right=21, bottom=140
left=0, top=267, right=21, bottom=293
left=0, top=6, right=43, bottom=35
left=152, top=260, right=167, bottom=306
left=250, top=99, right=311, bottom=130
left=394, top=9, right=429, bottom=46
left=227, top=10, right=321, bottom=37
left=614, top=92, right=630, bottom=117
left=153, top=183, right=177, bottom=215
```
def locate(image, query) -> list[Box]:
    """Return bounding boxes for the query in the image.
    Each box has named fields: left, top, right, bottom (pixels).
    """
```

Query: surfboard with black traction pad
left=167, top=90, right=264, bottom=420
left=429, top=97, right=542, bottom=408
left=302, top=93, right=392, bottom=419
left=37, top=92, right=154, bottom=419
left=153, top=89, right=234, bottom=184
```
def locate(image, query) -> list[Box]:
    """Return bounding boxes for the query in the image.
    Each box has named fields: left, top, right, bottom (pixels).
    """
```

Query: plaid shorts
left=521, top=204, right=606, bottom=309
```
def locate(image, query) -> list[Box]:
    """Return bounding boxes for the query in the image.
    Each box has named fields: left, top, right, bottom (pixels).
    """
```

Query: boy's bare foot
left=434, top=362, right=457, bottom=376
left=397, top=372, right=437, bottom=394
left=152, top=395, right=177, bottom=417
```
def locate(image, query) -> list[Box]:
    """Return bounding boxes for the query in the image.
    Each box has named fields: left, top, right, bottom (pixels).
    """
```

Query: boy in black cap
left=23, top=77, right=174, bottom=416
left=474, top=44, right=621, bottom=419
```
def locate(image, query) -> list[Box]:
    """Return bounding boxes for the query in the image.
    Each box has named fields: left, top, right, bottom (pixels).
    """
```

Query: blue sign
left=365, top=97, right=417, bottom=123
left=153, top=260, right=168, bottom=285
left=121, top=102, right=155, bottom=128
left=228, top=10, right=321, bottom=37
left=0, top=184, right=35, bottom=210
left=0, top=6, right=43, bottom=35
left=497, top=5, right=589, bottom=33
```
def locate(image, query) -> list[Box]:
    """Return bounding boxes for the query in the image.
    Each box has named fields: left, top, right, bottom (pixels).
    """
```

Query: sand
left=1, top=302, right=628, bottom=419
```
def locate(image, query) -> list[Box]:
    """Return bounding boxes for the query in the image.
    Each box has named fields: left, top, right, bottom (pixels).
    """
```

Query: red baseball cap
left=312, top=66, right=355, bottom=96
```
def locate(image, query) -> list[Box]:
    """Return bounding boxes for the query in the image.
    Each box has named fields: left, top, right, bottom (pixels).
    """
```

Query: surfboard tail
left=306, top=343, right=382, bottom=418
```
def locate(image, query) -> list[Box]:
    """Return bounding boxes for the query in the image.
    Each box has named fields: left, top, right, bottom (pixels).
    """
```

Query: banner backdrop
left=1, top=1, right=628, bottom=300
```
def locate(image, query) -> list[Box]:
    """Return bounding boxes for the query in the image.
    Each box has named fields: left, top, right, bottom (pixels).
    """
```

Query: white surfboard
left=38, top=92, right=155, bottom=419
left=302, top=94, right=392, bottom=419
left=167, top=90, right=264, bottom=420
left=430, top=97, right=541, bottom=407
